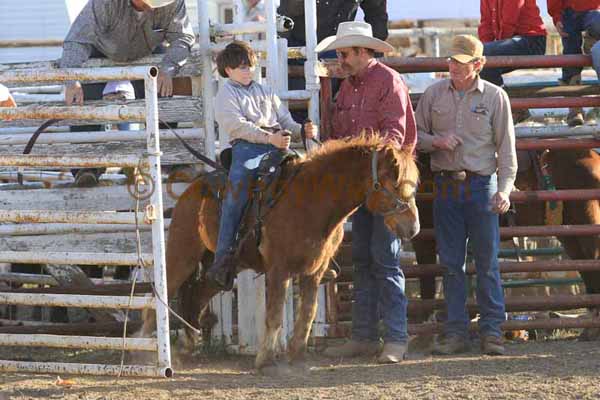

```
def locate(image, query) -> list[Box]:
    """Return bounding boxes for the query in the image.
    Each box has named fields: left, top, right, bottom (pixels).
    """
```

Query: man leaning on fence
left=415, top=35, right=517, bottom=356
left=478, top=0, right=547, bottom=123
left=548, top=0, right=600, bottom=126
left=318, top=21, right=417, bottom=364
left=59, top=0, right=195, bottom=186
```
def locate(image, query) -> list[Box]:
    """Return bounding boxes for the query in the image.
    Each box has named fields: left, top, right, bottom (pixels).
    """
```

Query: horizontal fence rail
left=0, top=334, right=157, bottom=351
left=0, top=251, right=152, bottom=266
left=0, top=293, right=155, bottom=309
left=0, top=155, right=144, bottom=168
left=0, top=210, right=148, bottom=225
left=417, top=189, right=600, bottom=202
left=0, top=66, right=157, bottom=84
left=0, top=361, right=172, bottom=377
left=417, top=224, right=600, bottom=239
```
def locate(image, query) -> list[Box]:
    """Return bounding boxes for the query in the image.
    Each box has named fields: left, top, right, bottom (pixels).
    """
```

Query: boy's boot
left=205, top=250, right=237, bottom=291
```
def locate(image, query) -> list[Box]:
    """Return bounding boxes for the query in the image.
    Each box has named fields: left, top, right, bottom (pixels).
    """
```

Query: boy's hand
left=304, top=122, right=317, bottom=139
left=269, top=131, right=291, bottom=149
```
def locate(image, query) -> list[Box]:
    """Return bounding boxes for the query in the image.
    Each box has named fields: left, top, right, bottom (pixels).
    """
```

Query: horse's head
left=364, top=144, right=420, bottom=240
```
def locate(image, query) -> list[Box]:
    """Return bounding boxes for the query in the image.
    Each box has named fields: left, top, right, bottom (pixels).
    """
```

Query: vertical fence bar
left=198, top=0, right=216, bottom=167
left=264, top=0, right=279, bottom=90
left=304, top=0, right=320, bottom=125
left=144, top=68, right=172, bottom=377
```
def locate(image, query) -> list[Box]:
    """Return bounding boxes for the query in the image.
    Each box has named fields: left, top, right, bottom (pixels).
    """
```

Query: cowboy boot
left=205, top=250, right=237, bottom=291
left=559, top=74, right=584, bottom=127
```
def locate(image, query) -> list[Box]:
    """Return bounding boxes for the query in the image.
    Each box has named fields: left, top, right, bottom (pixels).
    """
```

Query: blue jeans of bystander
left=351, top=205, right=408, bottom=344
left=561, top=8, right=600, bottom=81
left=480, top=35, right=546, bottom=86
left=433, top=173, right=505, bottom=338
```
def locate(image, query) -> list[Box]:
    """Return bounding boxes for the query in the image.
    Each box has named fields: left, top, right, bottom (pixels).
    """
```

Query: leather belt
left=435, top=170, right=482, bottom=181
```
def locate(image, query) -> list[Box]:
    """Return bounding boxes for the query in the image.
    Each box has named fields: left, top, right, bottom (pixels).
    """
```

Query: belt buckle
left=451, top=171, right=467, bottom=181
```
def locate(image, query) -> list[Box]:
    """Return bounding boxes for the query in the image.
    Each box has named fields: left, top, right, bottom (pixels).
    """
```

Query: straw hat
left=448, top=35, right=484, bottom=63
left=143, top=0, right=176, bottom=8
left=315, top=21, right=394, bottom=53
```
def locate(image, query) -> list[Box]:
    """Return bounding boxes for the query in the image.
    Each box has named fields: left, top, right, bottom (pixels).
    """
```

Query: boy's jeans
left=433, top=173, right=505, bottom=338
left=215, top=140, right=276, bottom=260
left=480, top=35, right=546, bottom=86
left=351, top=205, right=408, bottom=344
left=561, top=8, right=600, bottom=81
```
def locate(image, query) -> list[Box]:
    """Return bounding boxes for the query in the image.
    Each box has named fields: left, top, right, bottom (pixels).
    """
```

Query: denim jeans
left=215, top=140, right=277, bottom=260
left=433, top=174, right=505, bottom=338
left=590, top=40, right=600, bottom=80
left=561, top=8, right=600, bottom=81
left=351, top=205, right=408, bottom=344
left=480, top=35, right=546, bottom=86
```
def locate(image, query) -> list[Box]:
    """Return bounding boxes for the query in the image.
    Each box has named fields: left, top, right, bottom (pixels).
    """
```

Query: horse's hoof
left=258, top=362, right=293, bottom=377
left=288, top=360, right=311, bottom=374
left=321, top=269, right=338, bottom=282
left=579, top=327, right=600, bottom=341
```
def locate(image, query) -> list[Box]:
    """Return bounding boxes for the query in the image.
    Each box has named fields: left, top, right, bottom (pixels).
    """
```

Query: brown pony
left=414, top=149, right=600, bottom=328
left=139, top=135, right=420, bottom=370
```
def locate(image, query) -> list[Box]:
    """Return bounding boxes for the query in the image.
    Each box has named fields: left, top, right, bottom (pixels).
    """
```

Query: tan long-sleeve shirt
left=415, top=77, right=517, bottom=194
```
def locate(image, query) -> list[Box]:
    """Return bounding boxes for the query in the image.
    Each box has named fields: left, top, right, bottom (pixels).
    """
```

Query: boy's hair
left=216, top=41, right=258, bottom=78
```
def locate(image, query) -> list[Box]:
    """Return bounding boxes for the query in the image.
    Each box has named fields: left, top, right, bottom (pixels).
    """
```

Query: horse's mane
left=298, top=134, right=416, bottom=186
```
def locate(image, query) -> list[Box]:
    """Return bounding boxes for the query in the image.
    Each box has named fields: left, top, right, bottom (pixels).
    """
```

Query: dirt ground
left=1, top=337, right=599, bottom=400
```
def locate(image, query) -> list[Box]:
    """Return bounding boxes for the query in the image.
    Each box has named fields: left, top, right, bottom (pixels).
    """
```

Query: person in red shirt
left=478, top=0, right=547, bottom=88
left=547, top=0, right=600, bottom=126
left=316, top=21, right=417, bottom=364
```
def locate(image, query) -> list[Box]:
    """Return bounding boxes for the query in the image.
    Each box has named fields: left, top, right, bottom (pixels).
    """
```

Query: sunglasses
left=336, top=50, right=354, bottom=59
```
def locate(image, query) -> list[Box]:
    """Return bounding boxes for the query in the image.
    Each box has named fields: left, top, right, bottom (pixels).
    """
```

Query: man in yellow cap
left=415, top=34, right=517, bottom=356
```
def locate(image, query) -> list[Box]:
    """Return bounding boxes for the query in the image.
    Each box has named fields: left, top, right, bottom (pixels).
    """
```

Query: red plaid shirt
left=478, top=0, right=547, bottom=42
left=331, top=60, right=417, bottom=151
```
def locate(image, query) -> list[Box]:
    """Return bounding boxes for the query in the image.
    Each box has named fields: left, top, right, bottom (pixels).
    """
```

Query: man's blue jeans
left=351, top=205, right=408, bottom=344
left=215, top=140, right=276, bottom=260
left=480, top=35, right=546, bottom=86
left=433, top=174, right=505, bottom=338
left=561, top=8, right=600, bottom=81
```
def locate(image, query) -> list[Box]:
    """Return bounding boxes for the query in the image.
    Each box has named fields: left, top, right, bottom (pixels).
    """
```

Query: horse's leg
left=138, top=246, right=206, bottom=338
left=288, top=271, right=324, bottom=364
left=255, top=270, right=290, bottom=370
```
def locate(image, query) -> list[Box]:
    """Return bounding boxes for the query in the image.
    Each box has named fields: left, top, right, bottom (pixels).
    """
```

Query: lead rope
left=117, top=159, right=202, bottom=379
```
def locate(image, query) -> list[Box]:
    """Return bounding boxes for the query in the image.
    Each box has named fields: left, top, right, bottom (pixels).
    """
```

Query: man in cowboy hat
left=59, top=0, right=195, bottom=185
left=319, top=21, right=417, bottom=364
left=415, top=35, right=517, bottom=356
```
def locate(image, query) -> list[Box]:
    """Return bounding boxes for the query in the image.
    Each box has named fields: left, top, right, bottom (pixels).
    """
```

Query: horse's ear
left=377, top=146, right=400, bottom=182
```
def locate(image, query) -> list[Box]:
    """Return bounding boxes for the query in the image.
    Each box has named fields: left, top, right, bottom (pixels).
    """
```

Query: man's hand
left=304, top=121, right=317, bottom=139
left=269, top=131, right=292, bottom=149
left=157, top=71, right=173, bottom=97
left=432, top=134, right=463, bottom=151
left=491, top=191, right=511, bottom=214
left=65, top=81, right=84, bottom=105
left=555, top=21, right=568, bottom=37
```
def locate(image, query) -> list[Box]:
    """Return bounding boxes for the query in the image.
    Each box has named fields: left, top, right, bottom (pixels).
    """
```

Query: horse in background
left=138, top=135, right=420, bottom=372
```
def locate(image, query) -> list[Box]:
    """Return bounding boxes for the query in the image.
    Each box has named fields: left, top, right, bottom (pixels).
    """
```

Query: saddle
left=203, top=148, right=300, bottom=244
